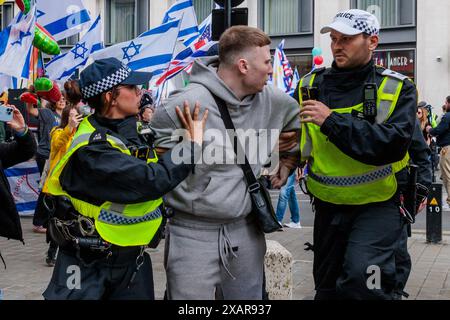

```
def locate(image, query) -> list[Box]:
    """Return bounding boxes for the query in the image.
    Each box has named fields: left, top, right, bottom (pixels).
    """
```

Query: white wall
left=416, top=0, right=450, bottom=114
left=149, top=0, right=170, bottom=28
left=244, top=0, right=258, bottom=28
left=315, top=0, right=350, bottom=68
left=80, top=0, right=104, bottom=39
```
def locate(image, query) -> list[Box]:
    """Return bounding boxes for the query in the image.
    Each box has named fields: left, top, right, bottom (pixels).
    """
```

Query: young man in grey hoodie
left=150, top=26, right=300, bottom=300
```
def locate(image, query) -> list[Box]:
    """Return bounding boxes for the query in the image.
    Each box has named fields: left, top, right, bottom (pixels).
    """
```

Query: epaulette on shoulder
left=89, top=129, right=108, bottom=145
left=377, top=67, right=409, bottom=81
left=310, top=67, right=327, bottom=75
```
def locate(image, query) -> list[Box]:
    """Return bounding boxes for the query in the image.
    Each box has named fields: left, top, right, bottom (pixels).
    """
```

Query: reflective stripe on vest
left=298, top=72, right=409, bottom=205
left=307, top=165, right=393, bottom=187
left=98, top=207, right=162, bottom=225
left=46, top=116, right=162, bottom=246
left=299, top=73, right=316, bottom=161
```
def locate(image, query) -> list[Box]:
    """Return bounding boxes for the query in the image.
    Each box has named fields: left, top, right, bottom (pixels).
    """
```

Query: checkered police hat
left=320, top=9, right=380, bottom=36
left=80, top=58, right=153, bottom=99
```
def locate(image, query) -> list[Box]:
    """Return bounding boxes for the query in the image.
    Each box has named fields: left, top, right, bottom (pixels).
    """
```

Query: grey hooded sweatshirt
left=150, top=56, right=300, bottom=222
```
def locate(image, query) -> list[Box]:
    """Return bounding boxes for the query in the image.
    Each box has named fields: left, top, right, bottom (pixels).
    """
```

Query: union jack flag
left=155, top=14, right=215, bottom=87
left=272, top=40, right=295, bottom=94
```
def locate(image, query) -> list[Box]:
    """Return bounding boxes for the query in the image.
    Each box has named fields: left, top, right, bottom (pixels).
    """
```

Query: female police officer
left=43, top=57, right=208, bottom=300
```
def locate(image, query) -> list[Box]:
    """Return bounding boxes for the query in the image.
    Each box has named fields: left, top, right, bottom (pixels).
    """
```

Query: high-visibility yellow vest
left=299, top=69, right=410, bottom=205
left=46, top=116, right=163, bottom=246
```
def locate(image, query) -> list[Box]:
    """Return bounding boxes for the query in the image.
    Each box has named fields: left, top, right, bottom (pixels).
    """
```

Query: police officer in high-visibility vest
left=294, top=10, right=418, bottom=299
left=43, top=58, right=208, bottom=300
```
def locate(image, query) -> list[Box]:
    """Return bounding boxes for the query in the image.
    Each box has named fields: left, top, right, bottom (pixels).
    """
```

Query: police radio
left=363, top=83, right=377, bottom=119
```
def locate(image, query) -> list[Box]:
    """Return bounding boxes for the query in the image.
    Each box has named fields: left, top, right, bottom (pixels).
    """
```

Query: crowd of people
left=0, top=8, right=449, bottom=300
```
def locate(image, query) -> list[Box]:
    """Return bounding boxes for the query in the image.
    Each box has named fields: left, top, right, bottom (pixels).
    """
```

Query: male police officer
left=294, top=9, right=417, bottom=299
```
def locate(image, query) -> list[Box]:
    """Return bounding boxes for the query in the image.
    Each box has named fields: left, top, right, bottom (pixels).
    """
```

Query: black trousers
left=43, top=246, right=155, bottom=300
left=312, top=196, right=404, bottom=300
left=33, top=153, right=49, bottom=227
left=394, top=223, right=412, bottom=295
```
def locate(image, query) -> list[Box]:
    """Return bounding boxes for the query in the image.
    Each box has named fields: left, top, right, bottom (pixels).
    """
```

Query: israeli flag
left=183, top=13, right=212, bottom=47
left=0, top=73, right=18, bottom=92
left=92, top=19, right=181, bottom=76
left=46, top=15, right=104, bottom=82
left=162, top=0, right=199, bottom=42
left=5, top=160, right=40, bottom=217
left=0, top=6, right=36, bottom=79
left=37, top=0, right=91, bottom=41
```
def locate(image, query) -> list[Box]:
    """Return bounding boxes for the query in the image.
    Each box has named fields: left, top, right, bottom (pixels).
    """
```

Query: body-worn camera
left=139, top=90, right=154, bottom=110
left=300, top=86, right=319, bottom=101
left=128, top=145, right=151, bottom=161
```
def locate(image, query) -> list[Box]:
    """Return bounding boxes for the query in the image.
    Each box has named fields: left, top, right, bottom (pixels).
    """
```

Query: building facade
left=1, top=0, right=448, bottom=111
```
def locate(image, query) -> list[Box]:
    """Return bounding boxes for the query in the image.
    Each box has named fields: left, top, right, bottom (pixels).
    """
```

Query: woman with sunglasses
left=43, top=58, right=208, bottom=300
left=417, top=106, right=431, bottom=145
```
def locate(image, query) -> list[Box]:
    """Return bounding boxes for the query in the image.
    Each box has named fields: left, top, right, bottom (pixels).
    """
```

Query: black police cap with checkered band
left=79, top=58, right=153, bottom=99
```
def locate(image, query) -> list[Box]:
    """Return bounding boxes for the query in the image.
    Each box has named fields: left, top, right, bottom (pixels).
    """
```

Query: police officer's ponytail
left=64, top=79, right=105, bottom=114
left=64, top=80, right=83, bottom=106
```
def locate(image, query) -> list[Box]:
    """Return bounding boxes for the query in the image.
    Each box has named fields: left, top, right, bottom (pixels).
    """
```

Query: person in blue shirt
left=427, top=96, right=450, bottom=207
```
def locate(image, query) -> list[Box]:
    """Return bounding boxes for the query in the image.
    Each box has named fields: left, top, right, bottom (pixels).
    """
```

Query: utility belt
left=44, top=195, right=170, bottom=255
left=44, top=195, right=111, bottom=253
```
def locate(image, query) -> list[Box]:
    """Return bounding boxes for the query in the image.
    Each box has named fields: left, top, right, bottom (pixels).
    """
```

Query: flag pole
left=157, top=15, right=184, bottom=92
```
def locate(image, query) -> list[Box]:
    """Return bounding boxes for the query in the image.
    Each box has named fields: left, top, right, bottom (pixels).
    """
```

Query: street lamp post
left=212, top=0, right=247, bottom=41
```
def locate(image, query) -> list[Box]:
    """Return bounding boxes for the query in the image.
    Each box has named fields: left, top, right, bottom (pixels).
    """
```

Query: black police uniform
left=294, top=60, right=418, bottom=299
left=393, top=120, right=432, bottom=299
left=0, top=130, right=36, bottom=242
left=43, top=115, right=195, bottom=300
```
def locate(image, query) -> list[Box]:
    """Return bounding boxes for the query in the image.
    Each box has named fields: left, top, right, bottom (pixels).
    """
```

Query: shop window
left=0, top=2, right=14, bottom=30
left=373, top=49, right=415, bottom=82
left=286, top=54, right=313, bottom=78
left=353, top=0, right=415, bottom=28
left=193, top=0, right=213, bottom=22
left=106, top=0, right=150, bottom=44
left=262, top=0, right=313, bottom=36
left=58, top=34, right=79, bottom=47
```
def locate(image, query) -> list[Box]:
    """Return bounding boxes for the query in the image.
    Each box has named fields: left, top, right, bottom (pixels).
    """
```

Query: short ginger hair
left=219, top=26, right=271, bottom=65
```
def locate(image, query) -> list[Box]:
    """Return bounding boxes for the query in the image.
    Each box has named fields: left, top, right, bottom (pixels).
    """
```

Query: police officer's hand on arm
left=278, top=131, right=298, bottom=152
left=270, top=164, right=291, bottom=189
left=270, top=135, right=302, bottom=189
left=155, top=101, right=208, bottom=156
left=175, top=100, right=208, bottom=145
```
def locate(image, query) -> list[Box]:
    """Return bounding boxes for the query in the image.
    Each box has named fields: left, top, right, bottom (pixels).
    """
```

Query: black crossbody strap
left=210, top=93, right=260, bottom=191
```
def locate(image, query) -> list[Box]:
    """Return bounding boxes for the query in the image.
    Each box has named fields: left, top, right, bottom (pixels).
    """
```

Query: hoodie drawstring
left=218, top=224, right=237, bottom=280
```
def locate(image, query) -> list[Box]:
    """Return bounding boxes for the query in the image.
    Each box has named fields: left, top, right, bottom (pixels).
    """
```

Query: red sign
left=374, top=50, right=415, bottom=80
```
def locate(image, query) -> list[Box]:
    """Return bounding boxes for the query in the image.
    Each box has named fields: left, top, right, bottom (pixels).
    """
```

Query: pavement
left=1, top=212, right=450, bottom=300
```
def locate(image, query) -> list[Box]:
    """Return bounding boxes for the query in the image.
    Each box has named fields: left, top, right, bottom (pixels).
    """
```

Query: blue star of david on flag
left=71, top=42, right=89, bottom=59
left=11, top=30, right=32, bottom=46
left=122, top=41, right=142, bottom=62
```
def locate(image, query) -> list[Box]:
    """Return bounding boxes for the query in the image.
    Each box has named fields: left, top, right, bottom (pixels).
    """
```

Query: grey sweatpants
left=164, top=213, right=266, bottom=300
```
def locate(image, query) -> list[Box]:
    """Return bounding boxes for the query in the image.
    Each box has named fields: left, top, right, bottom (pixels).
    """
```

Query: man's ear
left=237, top=58, right=248, bottom=75
left=369, top=35, right=379, bottom=52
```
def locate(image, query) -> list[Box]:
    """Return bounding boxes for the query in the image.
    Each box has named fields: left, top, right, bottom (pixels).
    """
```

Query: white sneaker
left=284, top=222, right=302, bottom=229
